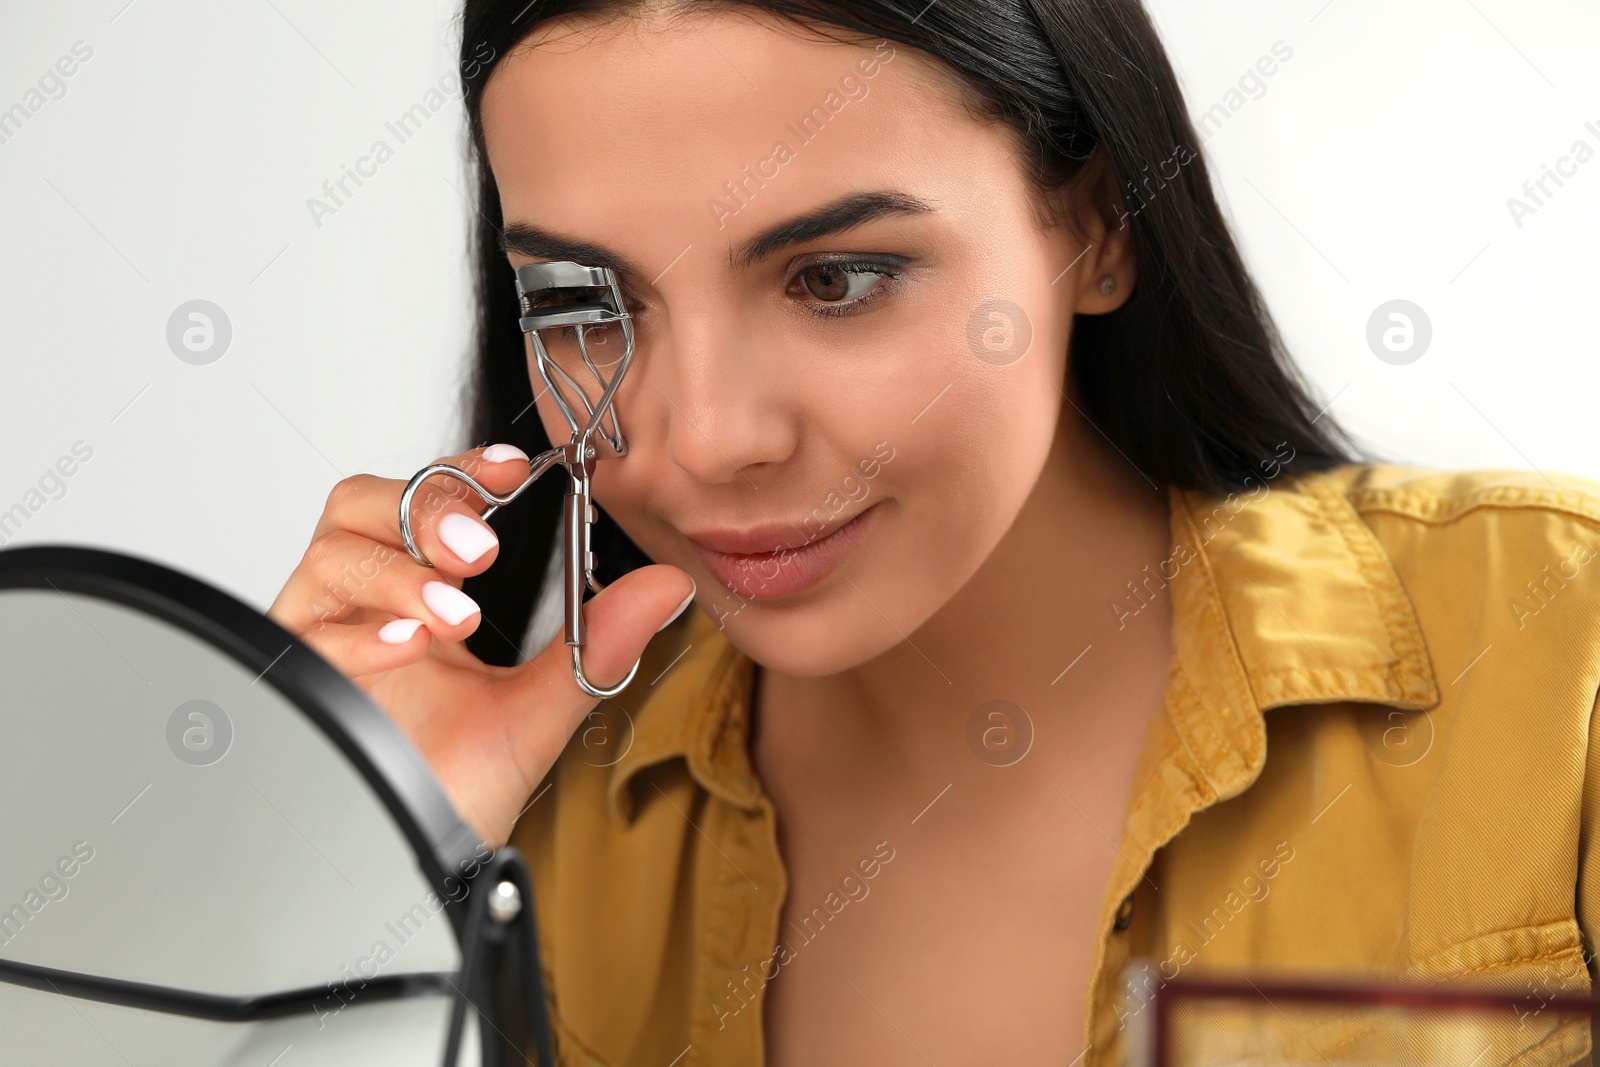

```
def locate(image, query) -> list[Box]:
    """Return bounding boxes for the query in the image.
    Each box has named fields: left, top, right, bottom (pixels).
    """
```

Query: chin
left=723, top=613, right=892, bottom=678
left=709, top=568, right=922, bottom=677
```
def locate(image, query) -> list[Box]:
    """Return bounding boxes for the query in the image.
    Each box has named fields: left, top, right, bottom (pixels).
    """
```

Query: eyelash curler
left=397, top=260, right=641, bottom=699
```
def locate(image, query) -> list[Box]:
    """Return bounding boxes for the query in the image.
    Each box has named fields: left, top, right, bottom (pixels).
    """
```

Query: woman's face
left=480, top=9, right=1130, bottom=678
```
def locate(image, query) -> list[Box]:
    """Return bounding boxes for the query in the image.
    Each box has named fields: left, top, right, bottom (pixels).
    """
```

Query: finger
left=269, top=529, right=484, bottom=639
left=393, top=442, right=535, bottom=569
left=500, top=564, right=698, bottom=756
left=299, top=613, right=434, bottom=679
left=311, top=443, right=536, bottom=575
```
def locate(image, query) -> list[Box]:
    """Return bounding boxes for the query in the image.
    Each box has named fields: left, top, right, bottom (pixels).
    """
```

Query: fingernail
left=482, top=443, right=529, bottom=463
left=422, top=580, right=481, bottom=626
left=378, top=618, right=425, bottom=644
left=438, top=511, right=499, bottom=564
left=657, top=582, right=697, bottom=633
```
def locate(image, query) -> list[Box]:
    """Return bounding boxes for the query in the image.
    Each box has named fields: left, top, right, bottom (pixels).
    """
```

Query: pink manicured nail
left=482, top=443, right=529, bottom=463
left=422, top=580, right=481, bottom=626
left=657, top=584, right=697, bottom=632
left=438, top=511, right=499, bottom=564
left=378, top=618, right=425, bottom=644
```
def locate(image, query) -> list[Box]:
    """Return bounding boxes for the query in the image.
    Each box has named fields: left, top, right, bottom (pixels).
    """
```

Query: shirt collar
left=1158, top=463, right=1440, bottom=807
left=605, top=463, right=1442, bottom=826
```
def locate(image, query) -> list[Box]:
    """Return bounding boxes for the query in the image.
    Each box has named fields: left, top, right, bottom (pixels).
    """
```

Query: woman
left=269, top=1, right=1600, bottom=1063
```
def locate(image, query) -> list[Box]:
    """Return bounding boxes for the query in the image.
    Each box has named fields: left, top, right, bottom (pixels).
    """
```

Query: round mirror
left=0, top=544, right=554, bottom=1066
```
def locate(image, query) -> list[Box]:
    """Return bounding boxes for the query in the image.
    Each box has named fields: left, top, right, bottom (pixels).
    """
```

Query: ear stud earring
left=1099, top=275, right=1117, bottom=296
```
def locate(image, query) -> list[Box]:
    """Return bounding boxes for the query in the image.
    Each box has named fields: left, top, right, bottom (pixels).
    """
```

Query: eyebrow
left=497, top=190, right=935, bottom=280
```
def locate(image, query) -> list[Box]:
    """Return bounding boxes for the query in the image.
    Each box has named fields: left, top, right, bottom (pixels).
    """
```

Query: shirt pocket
left=1202, top=921, right=1596, bottom=1067
left=1388, top=918, right=1595, bottom=1067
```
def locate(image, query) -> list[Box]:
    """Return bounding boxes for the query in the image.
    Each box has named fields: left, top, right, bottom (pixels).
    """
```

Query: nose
left=653, top=307, right=798, bottom=485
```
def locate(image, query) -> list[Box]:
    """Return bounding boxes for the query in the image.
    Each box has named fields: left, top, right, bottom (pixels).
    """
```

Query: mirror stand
left=443, top=846, right=556, bottom=1067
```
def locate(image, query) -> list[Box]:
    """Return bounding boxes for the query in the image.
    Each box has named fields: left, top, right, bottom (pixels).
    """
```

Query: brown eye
left=799, top=264, right=880, bottom=303
left=802, top=265, right=850, bottom=301
left=787, top=257, right=906, bottom=319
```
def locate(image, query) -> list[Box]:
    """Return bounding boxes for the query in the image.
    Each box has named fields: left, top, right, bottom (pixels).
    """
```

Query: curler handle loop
left=398, top=448, right=564, bottom=569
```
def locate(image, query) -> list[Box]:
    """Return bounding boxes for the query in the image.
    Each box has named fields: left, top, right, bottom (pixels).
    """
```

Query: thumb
left=511, top=563, right=697, bottom=711
left=465, top=564, right=695, bottom=847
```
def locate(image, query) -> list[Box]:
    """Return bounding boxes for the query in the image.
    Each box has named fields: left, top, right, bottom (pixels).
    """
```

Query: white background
left=2, top=0, right=1597, bottom=610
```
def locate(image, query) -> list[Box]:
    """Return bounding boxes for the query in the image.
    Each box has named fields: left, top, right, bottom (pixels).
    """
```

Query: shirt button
left=1113, top=892, right=1135, bottom=931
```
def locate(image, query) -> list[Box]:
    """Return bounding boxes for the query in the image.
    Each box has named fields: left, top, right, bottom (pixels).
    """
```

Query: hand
left=267, top=444, right=695, bottom=847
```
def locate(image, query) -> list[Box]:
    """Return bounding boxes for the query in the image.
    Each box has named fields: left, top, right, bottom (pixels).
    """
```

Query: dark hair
left=454, top=0, right=1365, bottom=666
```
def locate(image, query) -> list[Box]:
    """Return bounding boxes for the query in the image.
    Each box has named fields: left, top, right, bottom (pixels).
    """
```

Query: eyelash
left=543, top=257, right=903, bottom=337
left=791, top=258, right=904, bottom=319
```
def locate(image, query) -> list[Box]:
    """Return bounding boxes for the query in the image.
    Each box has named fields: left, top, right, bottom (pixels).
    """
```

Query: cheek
left=533, top=388, right=566, bottom=447
left=524, top=347, right=564, bottom=444
left=586, top=428, right=668, bottom=556
left=868, top=353, right=1061, bottom=576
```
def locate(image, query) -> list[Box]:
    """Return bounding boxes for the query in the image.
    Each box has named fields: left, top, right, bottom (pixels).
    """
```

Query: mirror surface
left=0, top=582, right=478, bottom=1064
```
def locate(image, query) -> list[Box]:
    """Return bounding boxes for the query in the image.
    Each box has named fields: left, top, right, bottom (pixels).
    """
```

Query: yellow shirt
left=508, top=462, right=1600, bottom=1066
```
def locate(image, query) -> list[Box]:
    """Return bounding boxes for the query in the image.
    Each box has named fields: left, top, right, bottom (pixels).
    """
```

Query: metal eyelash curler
left=397, top=261, right=641, bottom=699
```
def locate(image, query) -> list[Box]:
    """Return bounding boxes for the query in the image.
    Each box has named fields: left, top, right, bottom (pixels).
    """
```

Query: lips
left=685, top=503, right=878, bottom=600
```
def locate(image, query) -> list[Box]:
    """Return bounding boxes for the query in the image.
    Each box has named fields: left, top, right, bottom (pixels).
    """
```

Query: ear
left=1045, top=143, right=1137, bottom=315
